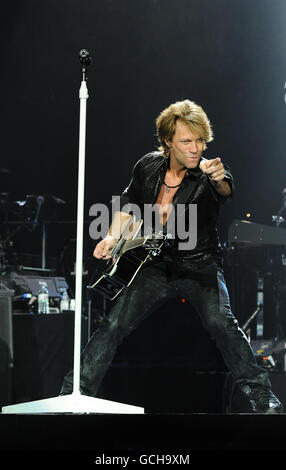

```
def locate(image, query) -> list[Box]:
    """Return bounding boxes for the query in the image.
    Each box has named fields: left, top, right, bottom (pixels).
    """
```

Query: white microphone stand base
left=1, top=392, right=144, bottom=414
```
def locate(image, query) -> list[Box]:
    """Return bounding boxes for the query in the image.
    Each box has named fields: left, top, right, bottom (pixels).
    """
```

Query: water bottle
left=38, top=284, right=50, bottom=314
left=60, top=288, right=70, bottom=312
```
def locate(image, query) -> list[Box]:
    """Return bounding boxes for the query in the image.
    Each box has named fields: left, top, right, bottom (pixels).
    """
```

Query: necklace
left=162, top=180, right=182, bottom=193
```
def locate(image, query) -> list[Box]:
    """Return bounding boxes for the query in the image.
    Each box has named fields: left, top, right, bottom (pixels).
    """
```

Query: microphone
left=32, top=195, right=45, bottom=230
left=79, top=49, right=91, bottom=68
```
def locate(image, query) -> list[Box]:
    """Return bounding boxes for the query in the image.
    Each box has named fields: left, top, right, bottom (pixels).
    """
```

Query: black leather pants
left=60, top=257, right=270, bottom=396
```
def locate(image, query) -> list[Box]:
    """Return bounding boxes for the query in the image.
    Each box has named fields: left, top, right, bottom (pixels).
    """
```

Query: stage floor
left=0, top=413, right=285, bottom=465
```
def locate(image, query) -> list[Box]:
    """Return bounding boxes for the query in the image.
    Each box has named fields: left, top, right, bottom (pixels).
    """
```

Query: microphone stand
left=272, top=188, right=286, bottom=228
left=72, top=49, right=90, bottom=396
left=1, top=50, right=143, bottom=414
left=33, top=195, right=46, bottom=269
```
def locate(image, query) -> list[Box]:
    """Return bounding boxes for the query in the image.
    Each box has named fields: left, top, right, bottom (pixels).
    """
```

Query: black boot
left=240, top=384, right=283, bottom=414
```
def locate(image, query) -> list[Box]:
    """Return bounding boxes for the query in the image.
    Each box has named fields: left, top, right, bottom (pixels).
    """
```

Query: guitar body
left=88, top=247, right=150, bottom=300
left=87, top=218, right=167, bottom=300
left=88, top=220, right=168, bottom=300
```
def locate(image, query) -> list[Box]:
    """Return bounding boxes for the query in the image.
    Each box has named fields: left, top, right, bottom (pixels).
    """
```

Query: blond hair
left=156, top=99, right=214, bottom=156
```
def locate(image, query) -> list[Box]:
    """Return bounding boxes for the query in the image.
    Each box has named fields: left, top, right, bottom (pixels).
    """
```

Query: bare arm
left=209, top=178, right=232, bottom=197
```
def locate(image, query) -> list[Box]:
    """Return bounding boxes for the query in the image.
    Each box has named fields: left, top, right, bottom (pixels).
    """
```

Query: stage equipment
left=8, top=272, right=67, bottom=297
left=272, top=187, right=286, bottom=227
left=228, top=219, right=286, bottom=246
left=0, top=193, right=66, bottom=270
left=250, top=338, right=286, bottom=372
left=242, top=304, right=262, bottom=331
left=2, top=50, right=143, bottom=414
left=0, top=287, right=14, bottom=406
left=226, top=219, right=286, bottom=339
left=5, top=271, right=69, bottom=314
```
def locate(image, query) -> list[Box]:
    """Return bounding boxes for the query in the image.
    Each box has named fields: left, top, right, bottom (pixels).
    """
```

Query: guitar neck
left=121, top=237, right=148, bottom=254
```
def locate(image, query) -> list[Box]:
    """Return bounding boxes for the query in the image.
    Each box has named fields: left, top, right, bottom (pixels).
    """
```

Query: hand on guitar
left=93, top=235, right=117, bottom=260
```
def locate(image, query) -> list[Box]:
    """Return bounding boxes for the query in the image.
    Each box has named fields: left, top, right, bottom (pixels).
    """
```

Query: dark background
left=1, top=0, right=286, bottom=256
left=1, top=0, right=286, bottom=411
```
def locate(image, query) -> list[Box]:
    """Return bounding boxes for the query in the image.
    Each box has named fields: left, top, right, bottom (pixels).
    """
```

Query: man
left=61, top=99, right=282, bottom=413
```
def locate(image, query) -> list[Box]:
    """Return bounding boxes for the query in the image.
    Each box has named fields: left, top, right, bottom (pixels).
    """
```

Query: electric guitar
left=87, top=218, right=168, bottom=300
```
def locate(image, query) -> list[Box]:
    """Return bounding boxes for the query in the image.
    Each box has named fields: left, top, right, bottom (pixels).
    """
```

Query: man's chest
left=154, top=183, right=180, bottom=226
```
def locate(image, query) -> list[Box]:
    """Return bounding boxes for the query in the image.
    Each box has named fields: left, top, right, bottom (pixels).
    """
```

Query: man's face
left=167, top=119, right=205, bottom=170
